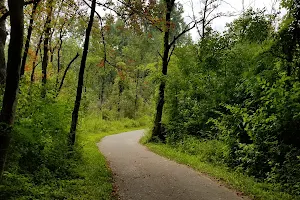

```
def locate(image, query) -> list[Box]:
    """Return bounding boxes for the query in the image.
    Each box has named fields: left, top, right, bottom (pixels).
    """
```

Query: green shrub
left=211, top=74, right=300, bottom=195
left=0, top=85, right=81, bottom=199
left=165, top=134, right=228, bottom=165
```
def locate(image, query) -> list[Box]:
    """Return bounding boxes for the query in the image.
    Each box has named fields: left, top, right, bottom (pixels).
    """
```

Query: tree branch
left=0, top=0, right=42, bottom=22
left=157, top=50, right=163, bottom=59
left=56, top=52, right=80, bottom=96
left=169, top=19, right=204, bottom=47
left=167, top=44, right=175, bottom=64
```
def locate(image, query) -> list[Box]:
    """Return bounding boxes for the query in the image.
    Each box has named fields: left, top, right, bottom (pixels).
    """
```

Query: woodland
left=0, top=0, right=299, bottom=199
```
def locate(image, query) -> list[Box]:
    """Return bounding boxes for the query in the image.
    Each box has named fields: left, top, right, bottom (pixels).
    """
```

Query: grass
left=142, top=133, right=298, bottom=200
left=0, top=117, right=148, bottom=200
left=75, top=116, right=149, bottom=199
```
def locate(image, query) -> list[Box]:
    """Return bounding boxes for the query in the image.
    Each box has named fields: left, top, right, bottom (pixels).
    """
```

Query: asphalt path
left=98, top=130, right=247, bottom=200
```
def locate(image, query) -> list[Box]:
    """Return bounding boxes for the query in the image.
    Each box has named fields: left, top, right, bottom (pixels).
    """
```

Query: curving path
left=98, top=130, right=247, bottom=200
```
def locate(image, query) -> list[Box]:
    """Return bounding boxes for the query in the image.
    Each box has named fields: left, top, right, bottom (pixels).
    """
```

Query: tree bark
left=0, top=0, right=7, bottom=84
left=69, top=0, right=96, bottom=146
left=152, top=0, right=174, bottom=140
left=0, top=0, right=24, bottom=179
left=41, top=0, right=53, bottom=97
left=20, top=0, right=39, bottom=76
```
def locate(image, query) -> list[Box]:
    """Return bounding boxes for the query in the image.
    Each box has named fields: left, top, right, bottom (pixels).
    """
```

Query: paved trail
left=99, top=130, right=247, bottom=200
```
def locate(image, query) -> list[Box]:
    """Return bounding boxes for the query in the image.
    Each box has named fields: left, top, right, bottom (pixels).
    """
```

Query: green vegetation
left=143, top=3, right=300, bottom=198
left=1, top=0, right=300, bottom=199
left=0, top=95, right=148, bottom=199
left=1, top=1, right=155, bottom=199
left=75, top=116, right=149, bottom=199
left=145, top=137, right=297, bottom=200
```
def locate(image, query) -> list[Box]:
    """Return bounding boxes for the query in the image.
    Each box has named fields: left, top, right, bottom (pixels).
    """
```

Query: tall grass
left=144, top=135, right=298, bottom=200
left=75, top=115, right=150, bottom=199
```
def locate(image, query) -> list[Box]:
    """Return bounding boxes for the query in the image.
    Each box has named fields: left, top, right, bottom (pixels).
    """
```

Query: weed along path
left=98, top=130, right=247, bottom=200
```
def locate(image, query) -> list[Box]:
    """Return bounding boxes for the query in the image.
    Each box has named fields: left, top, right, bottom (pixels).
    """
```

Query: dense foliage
left=162, top=5, right=300, bottom=197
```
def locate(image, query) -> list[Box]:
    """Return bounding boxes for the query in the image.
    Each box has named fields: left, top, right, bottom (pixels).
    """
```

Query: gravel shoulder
left=98, top=130, right=248, bottom=200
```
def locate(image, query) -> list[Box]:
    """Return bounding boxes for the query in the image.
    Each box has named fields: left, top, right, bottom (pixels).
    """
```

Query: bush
left=165, top=134, right=227, bottom=165
left=211, top=74, right=300, bottom=195
left=0, top=85, right=81, bottom=199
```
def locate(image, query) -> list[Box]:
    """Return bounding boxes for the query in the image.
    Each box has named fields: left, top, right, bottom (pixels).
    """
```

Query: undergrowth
left=0, top=85, right=149, bottom=199
left=143, top=133, right=299, bottom=200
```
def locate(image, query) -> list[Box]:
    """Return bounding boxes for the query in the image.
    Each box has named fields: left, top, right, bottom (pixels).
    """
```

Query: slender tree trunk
left=0, top=0, right=6, bottom=84
left=49, top=39, right=54, bottom=64
left=0, top=0, right=24, bottom=179
left=134, top=69, right=139, bottom=117
left=202, top=0, right=208, bottom=39
left=20, top=0, right=39, bottom=76
left=56, top=31, right=63, bottom=88
left=99, top=76, right=105, bottom=108
left=117, top=81, right=124, bottom=115
left=98, top=15, right=107, bottom=110
left=31, top=33, right=43, bottom=82
left=69, top=0, right=96, bottom=146
left=41, top=0, right=53, bottom=97
left=49, top=0, right=64, bottom=69
left=56, top=52, right=79, bottom=96
left=152, top=0, right=174, bottom=140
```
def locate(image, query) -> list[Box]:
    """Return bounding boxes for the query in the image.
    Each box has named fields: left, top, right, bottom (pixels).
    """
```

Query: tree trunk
left=49, top=39, right=54, bottom=64
left=41, top=0, right=53, bottom=97
left=99, top=76, right=105, bottom=108
left=202, top=0, right=208, bottom=39
left=56, top=30, right=63, bottom=88
left=20, top=0, right=39, bottom=76
left=0, top=0, right=24, bottom=179
left=30, top=33, right=43, bottom=82
left=152, top=0, right=174, bottom=140
left=0, top=0, right=6, bottom=84
left=117, top=81, right=124, bottom=115
left=134, top=69, right=139, bottom=118
left=69, top=0, right=96, bottom=146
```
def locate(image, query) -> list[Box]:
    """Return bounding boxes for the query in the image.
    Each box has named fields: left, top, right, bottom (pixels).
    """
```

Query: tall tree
left=152, top=0, right=175, bottom=140
left=41, top=0, right=53, bottom=97
left=20, top=0, right=40, bottom=76
left=152, top=0, right=201, bottom=139
left=69, top=0, right=96, bottom=146
left=0, top=0, right=24, bottom=179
